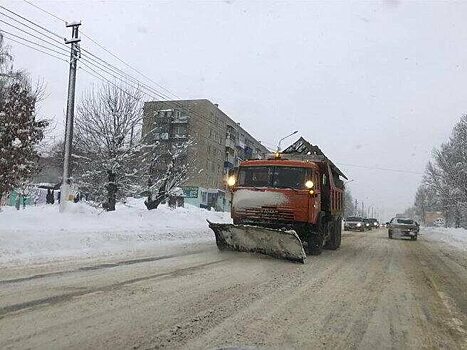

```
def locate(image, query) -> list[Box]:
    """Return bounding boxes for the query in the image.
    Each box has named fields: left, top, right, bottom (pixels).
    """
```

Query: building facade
left=142, top=99, right=269, bottom=210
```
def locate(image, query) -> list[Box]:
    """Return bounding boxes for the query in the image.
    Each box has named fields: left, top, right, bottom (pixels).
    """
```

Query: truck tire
left=388, top=230, right=393, bottom=239
left=411, top=235, right=417, bottom=241
left=324, top=219, right=341, bottom=250
left=308, top=233, right=323, bottom=255
left=307, top=217, right=325, bottom=256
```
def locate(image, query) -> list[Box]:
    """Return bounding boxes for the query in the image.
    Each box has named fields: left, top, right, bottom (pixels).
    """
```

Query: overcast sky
left=3, top=0, right=467, bottom=219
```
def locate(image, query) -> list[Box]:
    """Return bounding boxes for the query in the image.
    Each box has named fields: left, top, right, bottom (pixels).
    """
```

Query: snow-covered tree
left=73, top=82, right=193, bottom=211
left=343, top=188, right=356, bottom=217
left=0, top=34, right=48, bottom=203
left=144, top=138, right=193, bottom=210
left=415, top=115, right=467, bottom=228
left=73, top=83, right=148, bottom=210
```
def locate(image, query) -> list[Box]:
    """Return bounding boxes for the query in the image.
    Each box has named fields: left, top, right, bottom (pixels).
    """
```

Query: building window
left=172, top=125, right=187, bottom=138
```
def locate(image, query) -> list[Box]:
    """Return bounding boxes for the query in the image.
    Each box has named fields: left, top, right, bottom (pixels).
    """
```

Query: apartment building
left=142, top=99, right=269, bottom=210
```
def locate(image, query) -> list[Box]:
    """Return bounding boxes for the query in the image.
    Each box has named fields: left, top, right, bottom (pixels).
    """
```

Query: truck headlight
left=366, top=223, right=370, bottom=226
left=305, top=180, right=314, bottom=189
left=227, top=176, right=236, bottom=187
left=357, top=223, right=361, bottom=227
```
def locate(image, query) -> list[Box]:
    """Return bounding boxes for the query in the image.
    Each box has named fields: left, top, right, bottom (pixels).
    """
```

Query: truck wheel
left=388, top=230, right=393, bottom=239
left=411, top=235, right=417, bottom=241
left=324, top=219, right=341, bottom=250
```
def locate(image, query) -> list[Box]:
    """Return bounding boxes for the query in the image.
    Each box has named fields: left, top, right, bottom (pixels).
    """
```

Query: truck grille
left=236, top=207, right=295, bottom=222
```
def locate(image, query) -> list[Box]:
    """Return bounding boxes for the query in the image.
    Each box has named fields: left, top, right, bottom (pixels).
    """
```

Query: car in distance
left=367, top=218, right=380, bottom=228
left=387, top=218, right=419, bottom=240
left=344, top=216, right=365, bottom=232
left=363, top=218, right=373, bottom=230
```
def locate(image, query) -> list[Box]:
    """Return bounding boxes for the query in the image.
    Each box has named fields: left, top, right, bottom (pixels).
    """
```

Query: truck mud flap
left=207, top=221, right=306, bottom=263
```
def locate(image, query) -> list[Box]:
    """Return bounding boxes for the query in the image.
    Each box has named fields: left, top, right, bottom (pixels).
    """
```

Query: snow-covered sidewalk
left=422, top=226, right=467, bottom=251
left=0, top=199, right=232, bottom=266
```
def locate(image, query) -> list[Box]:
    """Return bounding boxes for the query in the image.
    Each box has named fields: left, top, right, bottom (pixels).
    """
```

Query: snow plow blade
left=207, top=221, right=306, bottom=263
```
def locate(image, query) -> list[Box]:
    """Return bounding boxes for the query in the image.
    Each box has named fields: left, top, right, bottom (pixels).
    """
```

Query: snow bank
left=0, top=199, right=232, bottom=266
left=422, top=227, right=467, bottom=251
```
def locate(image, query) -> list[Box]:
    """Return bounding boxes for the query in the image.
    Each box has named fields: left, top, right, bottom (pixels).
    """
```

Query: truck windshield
left=238, top=166, right=308, bottom=189
left=397, top=219, right=414, bottom=225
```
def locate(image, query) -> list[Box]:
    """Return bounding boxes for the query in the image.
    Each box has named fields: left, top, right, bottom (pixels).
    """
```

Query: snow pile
left=422, top=227, right=467, bottom=251
left=232, top=189, right=288, bottom=209
left=0, top=199, right=232, bottom=266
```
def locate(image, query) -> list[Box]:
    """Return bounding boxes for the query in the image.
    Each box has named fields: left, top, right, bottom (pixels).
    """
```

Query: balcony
left=225, top=153, right=235, bottom=165
left=171, top=133, right=187, bottom=140
left=225, top=137, right=236, bottom=150
left=171, top=115, right=189, bottom=124
left=244, top=146, right=253, bottom=159
left=236, top=140, right=245, bottom=149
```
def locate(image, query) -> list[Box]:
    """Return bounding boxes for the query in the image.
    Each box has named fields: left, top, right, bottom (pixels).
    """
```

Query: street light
left=277, top=130, right=298, bottom=152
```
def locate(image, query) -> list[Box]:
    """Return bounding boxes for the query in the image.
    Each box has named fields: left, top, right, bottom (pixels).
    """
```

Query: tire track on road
left=0, top=249, right=211, bottom=285
left=0, top=258, right=227, bottom=318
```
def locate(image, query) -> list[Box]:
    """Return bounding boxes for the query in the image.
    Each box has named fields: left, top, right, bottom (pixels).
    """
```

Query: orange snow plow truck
left=208, top=138, right=347, bottom=263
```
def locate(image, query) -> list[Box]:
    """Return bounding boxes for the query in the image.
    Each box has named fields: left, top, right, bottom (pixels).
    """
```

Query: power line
left=20, top=0, right=180, bottom=100
left=0, top=5, right=64, bottom=40
left=21, top=0, right=66, bottom=24
left=0, top=8, right=166, bottom=101
left=335, top=162, right=423, bottom=175
left=79, top=33, right=181, bottom=100
left=1, top=6, right=192, bottom=115
left=15, top=1, right=219, bottom=126
left=0, top=18, right=200, bottom=122
left=0, top=32, right=68, bottom=63
left=0, top=29, right=69, bottom=59
left=80, top=50, right=175, bottom=101
left=0, top=18, right=69, bottom=55
left=79, top=60, right=146, bottom=100
left=13, top=1, right=258, bottom=142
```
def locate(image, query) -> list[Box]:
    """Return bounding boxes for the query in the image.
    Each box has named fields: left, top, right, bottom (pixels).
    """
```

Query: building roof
left=282, top=137, right=347, bottom=179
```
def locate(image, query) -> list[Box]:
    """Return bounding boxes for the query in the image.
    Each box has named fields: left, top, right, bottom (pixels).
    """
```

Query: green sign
left=182, top=186, right=199, bottom=198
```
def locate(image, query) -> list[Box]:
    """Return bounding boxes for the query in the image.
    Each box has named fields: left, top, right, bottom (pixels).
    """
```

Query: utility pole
left=60, top=21, right=81, bottom=213
left=361, top=202, right=365, bottom=218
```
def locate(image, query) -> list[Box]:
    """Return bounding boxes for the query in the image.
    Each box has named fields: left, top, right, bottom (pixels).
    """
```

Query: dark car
left=363, top=218, right=373, bottom=230
left=344, top=216, right=365, bottom=232
left=367, top=218, right=380, bottom=228
left=387, top=218, right=419, bottom=240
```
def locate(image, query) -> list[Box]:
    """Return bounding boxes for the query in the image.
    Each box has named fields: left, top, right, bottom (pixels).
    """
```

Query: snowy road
left=0, top=228, right=466, bottom=350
